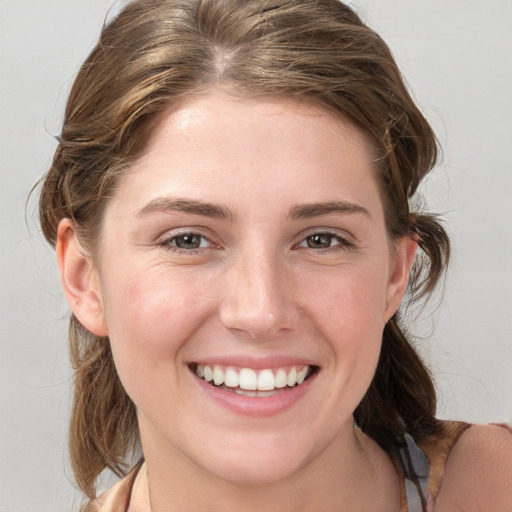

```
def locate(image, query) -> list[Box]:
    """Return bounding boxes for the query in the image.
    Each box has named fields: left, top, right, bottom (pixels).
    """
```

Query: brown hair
left=39, top=0, right=448, bottom=502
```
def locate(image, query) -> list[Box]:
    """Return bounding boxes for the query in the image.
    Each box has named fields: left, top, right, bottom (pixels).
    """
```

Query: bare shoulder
left=434, top=424, right=512, bottom=511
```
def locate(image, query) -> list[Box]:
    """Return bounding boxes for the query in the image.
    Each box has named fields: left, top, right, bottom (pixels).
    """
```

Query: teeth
left=239, top=368, right=257, bottom=390
left=286, top=367, right=297, bottom=387
left=224, top=367, right=239, bottom=388
left=297, top=367, right=308, bottom=385
left=213, top=366, right=224, bottom=386
left=204, top=365, right=213, bottom=383
left=275, top=368, right=287, bottom=388
left=193, top=364, right=312, bottom=392
left=234, top=388, right=278, bottom=397
left=257, top=369, right=275, bottom=391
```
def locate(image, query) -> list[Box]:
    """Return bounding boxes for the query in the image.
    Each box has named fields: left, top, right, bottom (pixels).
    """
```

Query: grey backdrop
left=1, top=1, right=511, bottom=510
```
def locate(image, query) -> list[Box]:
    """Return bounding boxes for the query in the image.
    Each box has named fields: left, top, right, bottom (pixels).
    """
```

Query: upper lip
left=187, top=355, right=318, bottom=370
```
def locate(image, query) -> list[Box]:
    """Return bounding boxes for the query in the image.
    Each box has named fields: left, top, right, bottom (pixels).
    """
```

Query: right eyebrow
left=288, top=200, right=371, bottom=221
left=136, top=197, right=237, bottom=221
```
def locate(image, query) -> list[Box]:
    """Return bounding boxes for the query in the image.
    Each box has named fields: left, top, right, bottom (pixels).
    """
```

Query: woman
left=38, top=0, right=511, bottom=510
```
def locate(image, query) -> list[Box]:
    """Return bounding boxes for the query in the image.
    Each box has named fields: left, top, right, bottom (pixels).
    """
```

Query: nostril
left=219, top=302, right=294, bottom=339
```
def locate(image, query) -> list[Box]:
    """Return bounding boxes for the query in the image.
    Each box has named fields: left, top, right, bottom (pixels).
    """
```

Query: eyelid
left=157, top=227, right=219, bottom=252
left=294, top=228, right=355, bottom=250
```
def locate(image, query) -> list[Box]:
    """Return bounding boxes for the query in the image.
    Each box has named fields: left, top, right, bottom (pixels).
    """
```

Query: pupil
left=176, top=234, right=200, bottom=249
left=308, top=234, right=331, bottom=248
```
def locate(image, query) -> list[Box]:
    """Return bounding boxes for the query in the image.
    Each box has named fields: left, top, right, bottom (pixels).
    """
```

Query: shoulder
left=83, top=460, right=145, bottom=512
left=434, top=424, right=512, bottom=511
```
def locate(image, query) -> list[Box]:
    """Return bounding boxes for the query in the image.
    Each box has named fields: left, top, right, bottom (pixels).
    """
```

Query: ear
left=56, top=218, right=108, bottom=337
left=384, top=235, right=417, bottom=322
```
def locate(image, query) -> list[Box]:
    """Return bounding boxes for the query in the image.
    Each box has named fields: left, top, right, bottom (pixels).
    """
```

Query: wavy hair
left=39, top=0, right=448, bottom=503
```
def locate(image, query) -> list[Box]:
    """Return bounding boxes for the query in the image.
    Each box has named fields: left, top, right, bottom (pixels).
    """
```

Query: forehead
left=113, top=92, right=383, bottom=219
left=141, top=93, right=374, bottom=163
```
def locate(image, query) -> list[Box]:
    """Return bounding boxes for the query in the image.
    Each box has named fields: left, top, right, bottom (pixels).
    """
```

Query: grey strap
left=398, top=433, right=430, bottom=511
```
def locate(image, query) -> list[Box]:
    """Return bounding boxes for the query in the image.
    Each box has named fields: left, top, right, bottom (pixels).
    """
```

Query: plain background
left=1, top=1, right=511, bottom=510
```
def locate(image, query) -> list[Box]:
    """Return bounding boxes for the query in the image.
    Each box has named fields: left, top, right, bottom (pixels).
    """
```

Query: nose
left=219, top=247, right=299, bottom=339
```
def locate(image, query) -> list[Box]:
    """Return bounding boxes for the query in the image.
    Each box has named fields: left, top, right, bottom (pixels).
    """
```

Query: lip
left=189, top=364, right=318, bottom=418
left=188, top=355, right=316, bottom=370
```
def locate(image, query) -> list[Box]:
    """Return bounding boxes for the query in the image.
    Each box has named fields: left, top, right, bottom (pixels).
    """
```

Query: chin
left=202, top=453, right=308, bottom=486
left=188, top=429, right=324, bottom=486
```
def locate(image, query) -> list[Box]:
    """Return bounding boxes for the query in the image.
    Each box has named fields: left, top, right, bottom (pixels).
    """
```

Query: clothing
left=394, top=421, right=471, bottom=511
left=83, top=421, right=507, bottom=512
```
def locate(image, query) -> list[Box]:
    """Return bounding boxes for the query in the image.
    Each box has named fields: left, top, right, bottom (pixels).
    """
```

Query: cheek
left=305, top=261, right=389, bottom=330
left=100, top=267, right=219, bottom=425
left=100, top=267, right=213, bottom=385
left=302, top=263, right=388, bottom=381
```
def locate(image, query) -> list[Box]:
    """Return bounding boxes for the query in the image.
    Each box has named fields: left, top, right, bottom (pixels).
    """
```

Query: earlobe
left=384, top=236, right=418, bottom=321
left=56, top=218, right=108, bottom=337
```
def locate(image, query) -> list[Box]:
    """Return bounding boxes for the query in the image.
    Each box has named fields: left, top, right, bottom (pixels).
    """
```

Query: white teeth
left=193, top=364, right=312, bottom=392
left=275, top=368, right=288, bottom=388
left=286, top=367, right=297, bottom=387
left=213, top=366, right=224, bottom=386
left=224, top=367, right=239, bottom=388
left=204, top=366, right=213, bottom=382
left=234, top=389, right=278, bottom=397
left=297, top=367, right=308, bottom=385
left=239, top=368, right=257, bottom=390
left=257, top=369, right=275, bottom=391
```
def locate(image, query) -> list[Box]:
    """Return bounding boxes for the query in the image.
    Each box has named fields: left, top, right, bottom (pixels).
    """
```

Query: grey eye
left=173, top=234, right=204, bottom=249
left=305, top=234, right=335, bottom=249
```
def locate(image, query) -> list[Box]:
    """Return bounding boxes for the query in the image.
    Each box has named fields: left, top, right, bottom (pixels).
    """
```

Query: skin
left=57, top=93, right=419, bottom=511
left=434, top=425, right=512, bottom=511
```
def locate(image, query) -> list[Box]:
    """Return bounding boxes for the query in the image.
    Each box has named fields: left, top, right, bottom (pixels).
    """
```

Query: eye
left=298, top=232, right=352, bottom=250
left=162, top=232, right=212, bottom=251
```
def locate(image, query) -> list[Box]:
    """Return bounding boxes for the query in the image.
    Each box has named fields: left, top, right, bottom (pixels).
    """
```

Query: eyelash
left=158, top=230, right=353, bottom=254
left=158, top=231, right=214, bottom=254
left=296, top=231, right=354, bottom=252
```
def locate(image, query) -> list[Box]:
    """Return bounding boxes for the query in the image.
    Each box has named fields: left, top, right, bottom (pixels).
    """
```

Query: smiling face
left=59, top=92, right=416, bottom=487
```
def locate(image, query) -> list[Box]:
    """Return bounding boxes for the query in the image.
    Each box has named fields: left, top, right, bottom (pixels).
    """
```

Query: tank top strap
left=393, top=432, right=431, bottom=512
left=393, top=420, right=473, bottom=511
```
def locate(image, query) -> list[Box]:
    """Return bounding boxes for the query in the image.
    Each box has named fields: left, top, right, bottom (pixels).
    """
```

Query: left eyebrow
left=136, top=197, right=236, bottom=221
left=288, top=201, right=371, bottom=220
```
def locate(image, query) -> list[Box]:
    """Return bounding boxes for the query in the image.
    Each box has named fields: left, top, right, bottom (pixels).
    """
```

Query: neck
left=139, top=419, right=400, bottom=512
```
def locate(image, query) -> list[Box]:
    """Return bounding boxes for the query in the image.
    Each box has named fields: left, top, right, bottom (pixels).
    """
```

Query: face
left=62, top=92, right=415, bottom=485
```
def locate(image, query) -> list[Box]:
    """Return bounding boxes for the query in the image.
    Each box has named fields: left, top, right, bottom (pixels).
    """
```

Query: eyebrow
left=288, top=201, right=371, bottom=220
left=136, top=197, right=370, bottom=222
left=136, top=198, right=236, bottom=221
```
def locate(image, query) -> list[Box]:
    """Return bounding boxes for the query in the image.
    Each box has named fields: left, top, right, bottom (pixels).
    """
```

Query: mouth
left=189, top=363, right=318, bottom=397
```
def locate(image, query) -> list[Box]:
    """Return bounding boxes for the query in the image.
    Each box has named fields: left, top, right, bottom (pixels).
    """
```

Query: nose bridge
left=220, top=242, right=295, bottom=338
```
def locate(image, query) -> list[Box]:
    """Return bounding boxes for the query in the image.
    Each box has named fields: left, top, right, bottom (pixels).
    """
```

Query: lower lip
left=191, top=370, right=317, bottom=418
